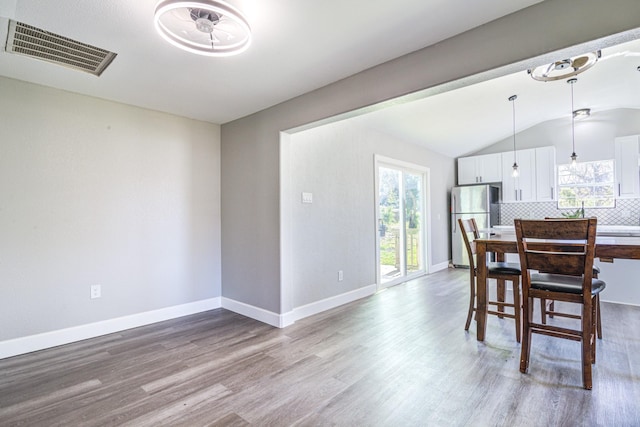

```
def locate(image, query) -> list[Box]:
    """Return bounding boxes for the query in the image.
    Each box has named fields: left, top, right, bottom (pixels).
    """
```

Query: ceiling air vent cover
left=5, top=20, right=117, bottom=76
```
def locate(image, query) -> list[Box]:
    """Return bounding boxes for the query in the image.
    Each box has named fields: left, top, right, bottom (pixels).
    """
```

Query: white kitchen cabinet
left=502, top=149, right=536, bottom=202
left=614, top=135, right=640, bottom=199
left=457, top=153, right=502, bottom=185
left=535, top=146, right=557, bottom=201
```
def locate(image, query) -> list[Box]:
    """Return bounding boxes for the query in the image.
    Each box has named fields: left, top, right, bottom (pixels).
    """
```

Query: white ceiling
left=2, top=1, right=638, bottom=160
left=0, top=0, right=542, bottom=125
left=353, top=38, right=640, bottom=158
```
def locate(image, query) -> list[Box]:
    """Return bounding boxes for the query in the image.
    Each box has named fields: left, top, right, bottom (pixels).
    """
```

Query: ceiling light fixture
left=528, top=51, right=600, bottom=81
left=573, top=108, right=591, bottom=119
left=154, top=0, right=251, bottom=57
left=568, top=78, right=578, bottom=168
left=509, top=94, right=519, bottom=178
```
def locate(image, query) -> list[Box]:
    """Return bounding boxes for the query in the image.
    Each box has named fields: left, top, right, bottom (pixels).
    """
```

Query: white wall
left=475, top=108, right=640, bottom=161
left=0, top=77, right=221, bottom=342
left=287, top=120, right=454, bottom=309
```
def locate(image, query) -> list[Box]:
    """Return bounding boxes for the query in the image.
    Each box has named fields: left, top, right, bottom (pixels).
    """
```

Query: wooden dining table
left=474, top=231, right=640, bottom=341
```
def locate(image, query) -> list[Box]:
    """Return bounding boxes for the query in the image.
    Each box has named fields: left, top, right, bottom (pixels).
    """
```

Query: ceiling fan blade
left=169, top=8, right=193, bottom=23
left=571, top=56, right=589, bottom=68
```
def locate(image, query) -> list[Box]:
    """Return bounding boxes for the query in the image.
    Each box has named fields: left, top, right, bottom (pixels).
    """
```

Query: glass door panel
left=404, top=172, right=423, bottom=275
left=378, top=167, right=402, bottom=284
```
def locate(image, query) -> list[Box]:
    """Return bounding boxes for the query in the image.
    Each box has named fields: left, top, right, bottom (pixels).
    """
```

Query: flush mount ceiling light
left=573, top=108, right=591, bottom=119
left=154, top=0, right=251, bottom=57
left=528, top=51, right=600, bottom=81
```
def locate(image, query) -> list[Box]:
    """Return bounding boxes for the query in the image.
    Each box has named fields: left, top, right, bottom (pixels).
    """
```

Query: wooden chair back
left=458, top=218, right=479, bottom=270
left=514, top=218, right=596, bottom=281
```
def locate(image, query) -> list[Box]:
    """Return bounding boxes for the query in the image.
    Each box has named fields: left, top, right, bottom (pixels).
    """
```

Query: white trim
left=279, top=131, right=294, bottom=315
left=222, top=297, right=285, bottom=328
left=374, top=155, right=431, bottom=291
left=223, top=285, right=377, bottom=328
left=0, top=298, right=221, bottom=360
left=288, top=284, right=377, bottom=323
left=430, top=260, right=450, bottom=272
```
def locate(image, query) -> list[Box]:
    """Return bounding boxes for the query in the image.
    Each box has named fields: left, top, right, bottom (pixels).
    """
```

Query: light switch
left=302, top=192, right=313, bottom=204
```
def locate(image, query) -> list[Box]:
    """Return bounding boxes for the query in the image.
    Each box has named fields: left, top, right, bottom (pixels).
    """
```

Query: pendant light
left=509, top=95, right=519, bottom=178
left=568, top=78, right=578, bottom=167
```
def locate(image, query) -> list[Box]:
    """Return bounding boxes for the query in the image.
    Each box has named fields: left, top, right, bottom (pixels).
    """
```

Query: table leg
left=496, top=252, right=505, bottom=317
left=476, top=242, right=488, bottom=341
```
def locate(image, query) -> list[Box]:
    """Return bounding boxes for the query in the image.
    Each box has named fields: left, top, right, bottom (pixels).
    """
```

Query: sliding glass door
left=376, top=158, right=427, bottom=288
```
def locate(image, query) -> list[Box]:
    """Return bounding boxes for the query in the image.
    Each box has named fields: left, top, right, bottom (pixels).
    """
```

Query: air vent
left=5, top=20, right=117, bottom=76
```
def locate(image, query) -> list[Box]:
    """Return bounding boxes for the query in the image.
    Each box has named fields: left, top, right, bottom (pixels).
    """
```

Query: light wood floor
left=1, top=268, right=639, bottom=426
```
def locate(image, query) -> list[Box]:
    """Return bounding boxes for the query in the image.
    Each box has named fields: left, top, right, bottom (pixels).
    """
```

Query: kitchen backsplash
left=500, top=198, right=640, bottom=226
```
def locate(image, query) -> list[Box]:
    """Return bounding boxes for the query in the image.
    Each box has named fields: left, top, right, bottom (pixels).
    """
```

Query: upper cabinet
left=501, top=149, right=536, bottom=202
left=457, top=153, right=502, bottom=185
left=502, top=147, right=556, bottom=202
left=615, top=135, right=640, bottom=199
left=535, top=146, right=557, bottom=202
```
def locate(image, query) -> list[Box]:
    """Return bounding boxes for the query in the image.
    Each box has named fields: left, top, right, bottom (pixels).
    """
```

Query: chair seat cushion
left=530, top=273, right=606, bottom=295
left=487, top=262, right=521, bottom=275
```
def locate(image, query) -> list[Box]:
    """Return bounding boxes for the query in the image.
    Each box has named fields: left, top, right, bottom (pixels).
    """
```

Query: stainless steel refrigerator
left=451, top=184, right=500, bottom=267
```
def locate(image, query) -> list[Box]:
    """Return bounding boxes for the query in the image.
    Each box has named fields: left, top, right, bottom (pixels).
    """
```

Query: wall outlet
left=338, top=270, right=344, bottom=281
left=90, top=284, right=101, bottom=299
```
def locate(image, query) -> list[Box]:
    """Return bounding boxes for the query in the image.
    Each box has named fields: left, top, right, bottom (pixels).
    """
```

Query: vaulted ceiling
left=2, top=1, right=638, bottom=159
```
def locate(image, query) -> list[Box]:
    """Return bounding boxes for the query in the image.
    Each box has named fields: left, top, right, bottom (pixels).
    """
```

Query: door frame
left=374, top=155, right=431, bottom=290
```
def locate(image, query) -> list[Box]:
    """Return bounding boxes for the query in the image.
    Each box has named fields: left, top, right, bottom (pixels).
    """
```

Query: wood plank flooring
left=1, top=268, right=639, bottom=426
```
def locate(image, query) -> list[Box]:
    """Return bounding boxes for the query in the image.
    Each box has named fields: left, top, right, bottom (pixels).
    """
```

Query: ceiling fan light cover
left=528, top=51, right=600, bottom=81
left=154, top=0, right=251, bottom=57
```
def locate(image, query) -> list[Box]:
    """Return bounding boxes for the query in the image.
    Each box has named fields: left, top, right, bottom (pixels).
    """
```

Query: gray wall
left=0, top=77, right=221, bottom=341
left=287, top=120, right=454, bottom=309
left=221, top=0, right=640, bottom=314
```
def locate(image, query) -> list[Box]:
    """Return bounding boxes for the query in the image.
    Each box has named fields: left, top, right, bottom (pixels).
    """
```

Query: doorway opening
left=375, top=156, right=429, bottom=289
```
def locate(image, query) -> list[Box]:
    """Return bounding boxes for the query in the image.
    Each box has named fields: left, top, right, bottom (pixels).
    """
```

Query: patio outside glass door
left=377, top=161, right=426, bottom=288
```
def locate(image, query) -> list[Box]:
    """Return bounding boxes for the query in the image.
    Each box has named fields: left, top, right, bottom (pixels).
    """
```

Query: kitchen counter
left=490, top=224, right=640, bottom=237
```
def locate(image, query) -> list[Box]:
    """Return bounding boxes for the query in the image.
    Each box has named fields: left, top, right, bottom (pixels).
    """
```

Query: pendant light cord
left=512, top=98, right=516, bottom=158
left=571, top=80, right=575, bottom=154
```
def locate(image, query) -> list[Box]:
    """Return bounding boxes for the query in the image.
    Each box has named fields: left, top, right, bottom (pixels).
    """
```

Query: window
left=557, top=160, right=615, bottom=208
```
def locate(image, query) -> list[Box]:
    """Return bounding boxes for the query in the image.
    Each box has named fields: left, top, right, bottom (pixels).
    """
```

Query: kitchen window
left=557, top=160, right=615, bottom=208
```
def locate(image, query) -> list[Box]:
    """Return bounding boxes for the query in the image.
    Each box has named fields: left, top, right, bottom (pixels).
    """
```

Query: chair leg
left=497, top=279, right=505, bottom=318
left=591, top=297, right=598, bottom=364
left=465, top=275, right=475, bottom=331
left=548, top=300, right=555, bottom=318
left=540, top=298, right=547, bottom=324
left=581, top=302, right=593, bottom=390
left=596, top=294, right=602, bottom=339
left=520, top=296, right=532, bottom=373
left=512, top=279, right=521, bottom=343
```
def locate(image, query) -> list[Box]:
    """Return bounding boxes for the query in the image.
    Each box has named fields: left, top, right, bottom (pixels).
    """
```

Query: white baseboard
left=430, top=261, right=450, bottom=273
left=2, top=285, right=383, bottom=359
left=0, top=297, right=221, bottom=360
left=287, top=284, right=377, bottom=324
left=221, top=297, right=285, bottom=328
left=222, top=284, right=377, bottom=328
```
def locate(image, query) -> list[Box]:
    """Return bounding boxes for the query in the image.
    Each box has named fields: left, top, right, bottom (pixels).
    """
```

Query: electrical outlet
left=90, top=284, right=101, bottom=299
left=338, top=270, right=344, bottom=281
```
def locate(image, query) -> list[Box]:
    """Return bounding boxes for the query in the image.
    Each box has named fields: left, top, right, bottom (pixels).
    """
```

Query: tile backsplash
left=499, top=198, right=640, bottom=226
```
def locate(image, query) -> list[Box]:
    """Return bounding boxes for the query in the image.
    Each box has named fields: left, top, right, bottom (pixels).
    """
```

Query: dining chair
left=540, top=218, right=603, bottom=339
left=459, top=218, right=522, bottom=342
left=514, top=217, right=606, bottom=390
